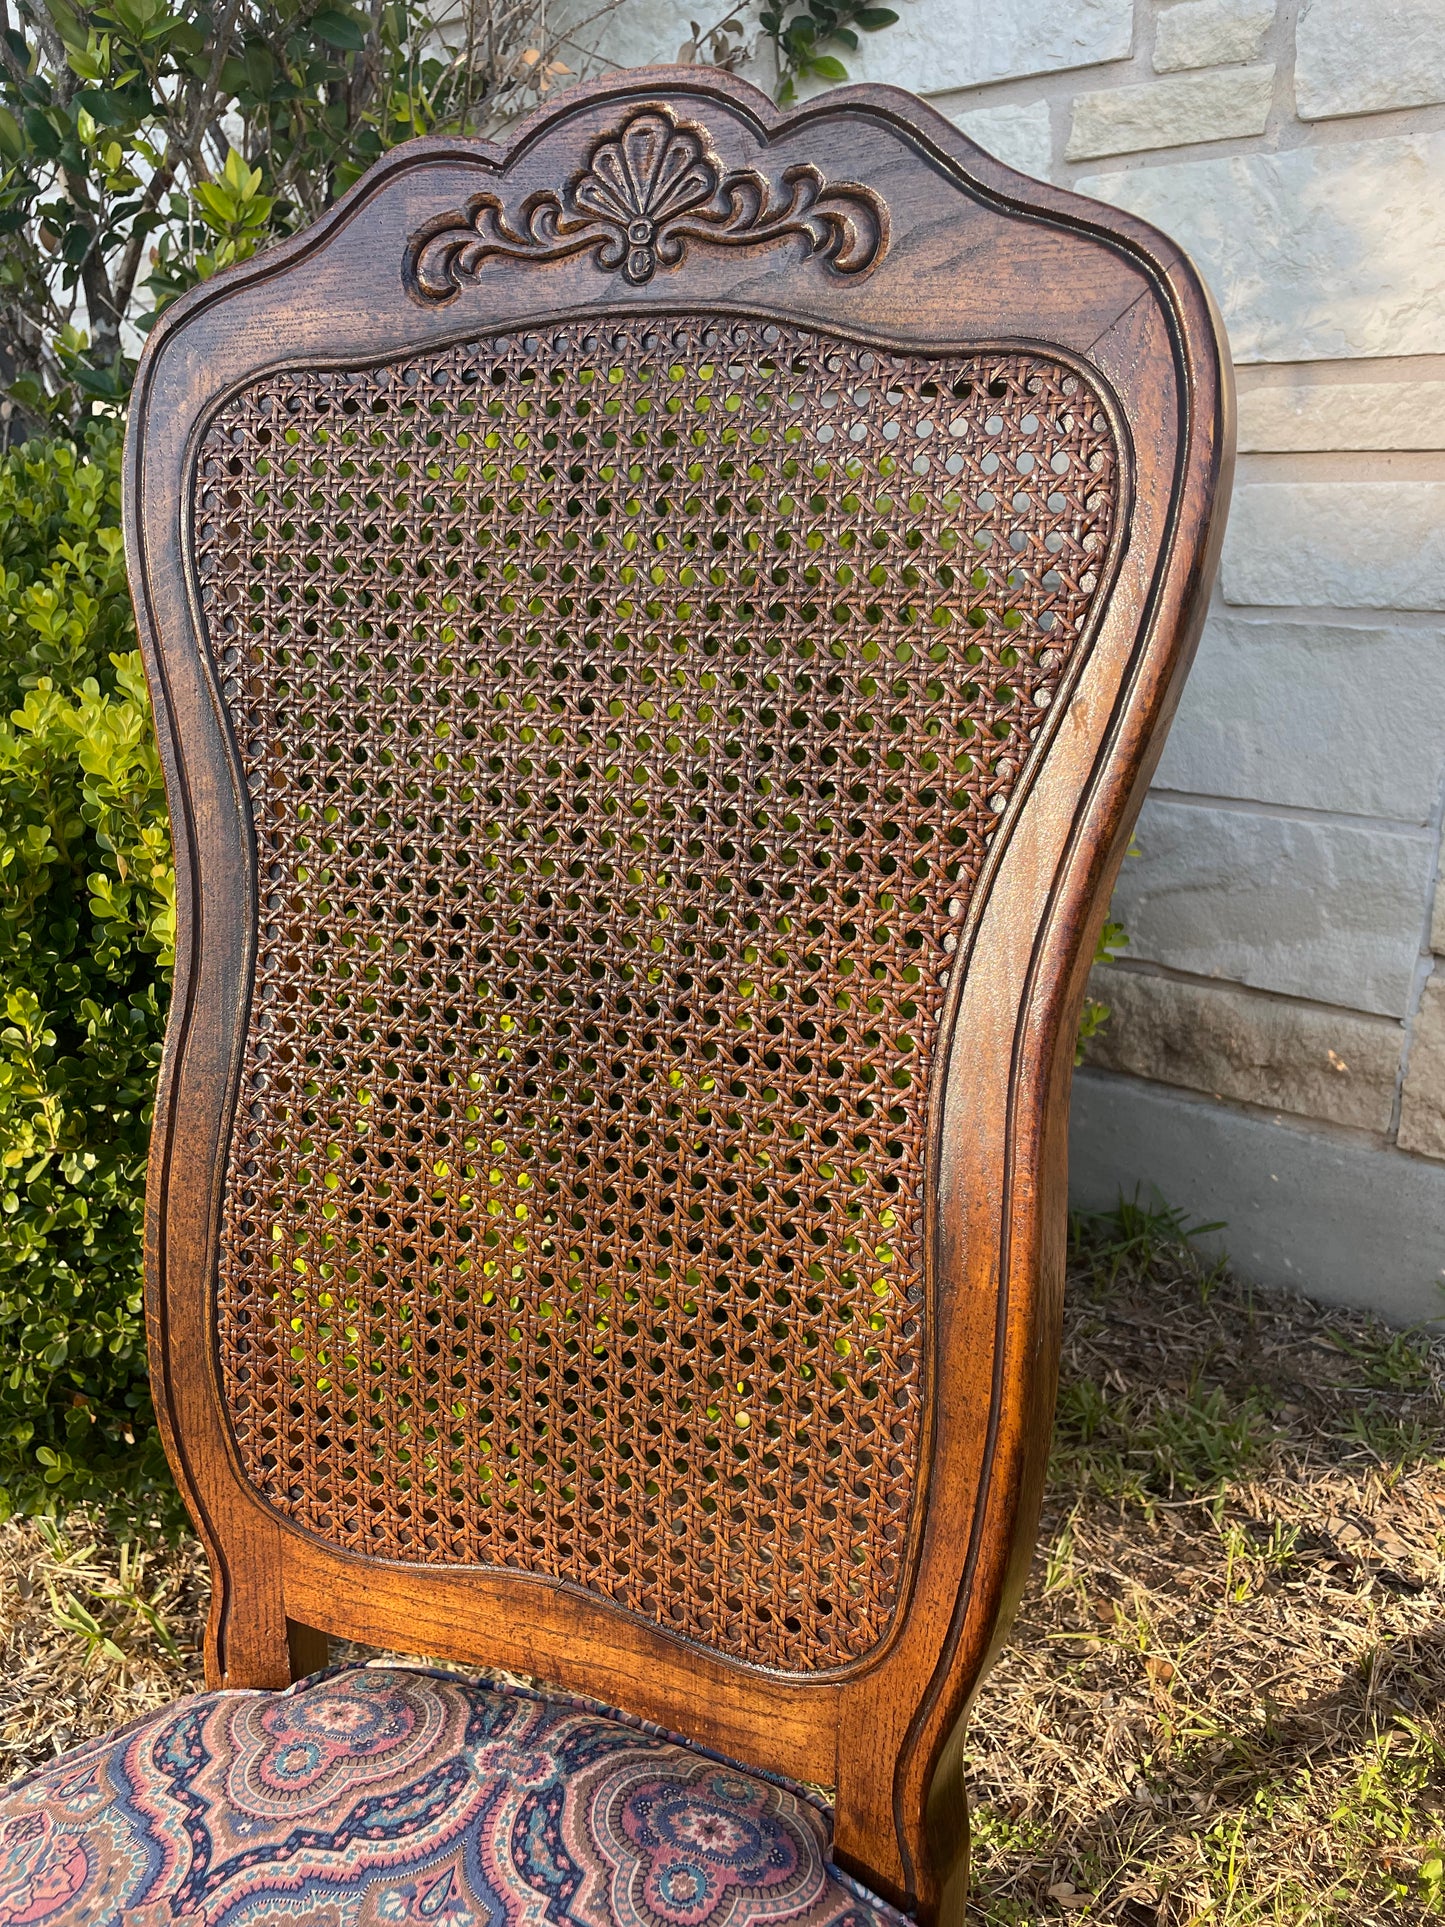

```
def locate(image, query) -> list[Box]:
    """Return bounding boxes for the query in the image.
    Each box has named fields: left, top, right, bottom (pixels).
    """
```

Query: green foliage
left=1074, top=912, right=1128, bottom=1063
left=0, top=0, right=633, bottom=429
left=1338, top=1715, right=1445, bottom=1917
left=1323, top=1322, right=1439, bottom=1394
left=43, top=1517, right=182, bottom=1662
left=1054, top=1372, right=1270, bottom=1508
left=0, top=419, right=176, bottom=1523
left=1054, top=1197, right=1256, bottom=1509
left=1071, top=1188, right=1226, bottom=1289
left=1, top=0, right=907, bottom=428
left=756, top=2, right=899, bottom=103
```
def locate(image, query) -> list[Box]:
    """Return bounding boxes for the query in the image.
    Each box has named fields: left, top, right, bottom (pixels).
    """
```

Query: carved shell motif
left=406, top=107, right=888, bottom=300
left=576, top=111, right=718, bottom=284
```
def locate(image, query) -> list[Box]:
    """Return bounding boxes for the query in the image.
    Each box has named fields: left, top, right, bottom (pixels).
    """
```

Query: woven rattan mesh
left=192, top=316, right=1118, bottom=1670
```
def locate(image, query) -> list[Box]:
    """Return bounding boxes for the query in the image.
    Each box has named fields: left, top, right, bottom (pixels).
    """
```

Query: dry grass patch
left=0, top=1516, right=208, bottom=1777
left=1, top=1202, right=1441, bottom=1924
left=970, top=1201, right=1445, bottom=1925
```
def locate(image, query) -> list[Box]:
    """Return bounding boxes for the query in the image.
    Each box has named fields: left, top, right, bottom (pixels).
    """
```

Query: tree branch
left=108, top=151, right=179, bottom=327
left=31, top=0, right=77, bottom=105
left=107, top=0, right=245, bottom=325
left=0, top=0, right=30, bottom=89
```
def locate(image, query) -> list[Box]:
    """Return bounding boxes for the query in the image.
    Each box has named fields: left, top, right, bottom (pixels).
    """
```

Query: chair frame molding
left=125, top=65, right=1232, bottom=1923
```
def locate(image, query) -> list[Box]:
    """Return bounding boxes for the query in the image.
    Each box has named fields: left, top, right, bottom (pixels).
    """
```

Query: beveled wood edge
left=894, top=269, right=1235, bottom=1914
left=124, top=64, right=1234, bottom=1921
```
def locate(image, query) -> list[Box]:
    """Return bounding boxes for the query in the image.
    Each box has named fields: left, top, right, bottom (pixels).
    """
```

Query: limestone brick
left=833, top=0, right=1134, bottom=91
left=1112, top=799, right=1435, bottom=1017
left=1154, top=0, right=1275, bottom=74
left=1399, top=974, right=1445, bottom=1160
left=949, top=100, right=1053, bottom=176
left=1067, top=66, right=1273, bottom=159
left=1220, top=483, right=1445, bottom=611
left=1238, top=379, right=1445, bottom=452
left=581, top=0, right=1134, bottom=94
left=1156, top=616, right=1445, bottom=824
left=1083, top=966, right=1400, bottom=1130
left=1076, top=136, right=1445, bottom=361
left=1297, top=0, right=1445, bottom=121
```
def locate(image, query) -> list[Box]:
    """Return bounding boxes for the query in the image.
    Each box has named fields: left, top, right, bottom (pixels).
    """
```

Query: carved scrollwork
left=405, top=106, right=888, bottom=300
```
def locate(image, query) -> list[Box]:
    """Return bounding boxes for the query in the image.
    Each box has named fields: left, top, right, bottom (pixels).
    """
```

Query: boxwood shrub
left=0, top=423, right=176, bottom=1523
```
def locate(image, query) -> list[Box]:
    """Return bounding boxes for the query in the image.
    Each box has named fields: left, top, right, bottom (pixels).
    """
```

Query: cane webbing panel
left=191, top=316, right=1118, bottom=1670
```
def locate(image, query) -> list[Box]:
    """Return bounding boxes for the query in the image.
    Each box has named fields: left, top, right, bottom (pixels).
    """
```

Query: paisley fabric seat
left=0, top=1664, right=904, bottom=1927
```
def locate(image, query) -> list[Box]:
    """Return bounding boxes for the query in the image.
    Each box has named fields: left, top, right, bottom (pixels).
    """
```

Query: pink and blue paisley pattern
left=0, top=1666, right=906, bottom=1927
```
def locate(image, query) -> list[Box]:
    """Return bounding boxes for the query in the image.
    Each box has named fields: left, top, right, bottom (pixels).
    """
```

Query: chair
left=1, top=66, right=1230, bottom=1927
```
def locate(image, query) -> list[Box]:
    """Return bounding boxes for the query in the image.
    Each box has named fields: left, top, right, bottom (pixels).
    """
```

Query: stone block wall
left=574, top=0, right=1445, bottom=1322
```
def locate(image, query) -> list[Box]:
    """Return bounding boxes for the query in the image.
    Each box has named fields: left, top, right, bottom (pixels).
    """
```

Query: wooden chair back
left=125, top=68, right=1231, bottom=1923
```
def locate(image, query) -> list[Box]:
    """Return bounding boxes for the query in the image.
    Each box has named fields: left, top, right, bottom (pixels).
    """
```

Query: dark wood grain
left=124, top=65, right=1232, bottom=1923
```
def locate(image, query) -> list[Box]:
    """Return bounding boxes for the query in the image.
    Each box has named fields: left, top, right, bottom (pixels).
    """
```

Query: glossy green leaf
left=310, top=5, right=367, bottom=49
left=23, top=107, right=61, bottom=159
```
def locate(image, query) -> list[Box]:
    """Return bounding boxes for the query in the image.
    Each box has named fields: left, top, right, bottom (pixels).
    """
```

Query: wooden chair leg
left=926, top=1722, right=973, bottom=1927
left=201, top=1514, right=297, bottom=1690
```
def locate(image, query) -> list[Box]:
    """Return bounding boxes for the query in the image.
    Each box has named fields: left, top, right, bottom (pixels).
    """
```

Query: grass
left=968, top=1199, right=1445, bottom=1924
left=1, top=1198, right=1442, bottom=1924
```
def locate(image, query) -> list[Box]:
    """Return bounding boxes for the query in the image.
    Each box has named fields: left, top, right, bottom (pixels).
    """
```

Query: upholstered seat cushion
left=0, top=1663, right=906, bottom=1927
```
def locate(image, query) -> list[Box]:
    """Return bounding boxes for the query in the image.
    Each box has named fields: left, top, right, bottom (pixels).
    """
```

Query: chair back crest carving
left=405, top=103, right=888, bottom=295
